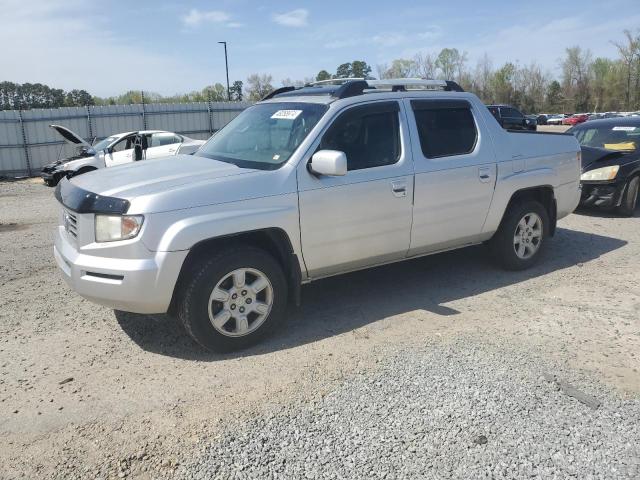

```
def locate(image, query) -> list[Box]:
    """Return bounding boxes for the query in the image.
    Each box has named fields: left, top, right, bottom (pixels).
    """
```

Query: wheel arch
left=168, top=227, right=302, bottom=316
left=498, top=185, right=557, bottom=237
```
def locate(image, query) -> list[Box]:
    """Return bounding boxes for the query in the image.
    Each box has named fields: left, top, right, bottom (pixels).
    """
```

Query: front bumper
left=579, top=181, right=625, bottom=208
left=54, top=226, right=188, bottom=314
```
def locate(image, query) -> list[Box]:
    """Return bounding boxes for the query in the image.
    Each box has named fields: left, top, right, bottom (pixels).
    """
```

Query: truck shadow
left=115, top=227, right=627, bottom=360
left=573, top=206, right=640, bottom=218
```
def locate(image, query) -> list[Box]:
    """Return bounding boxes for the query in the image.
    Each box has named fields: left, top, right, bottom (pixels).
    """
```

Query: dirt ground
left=0, top=176, right=638, bottom=479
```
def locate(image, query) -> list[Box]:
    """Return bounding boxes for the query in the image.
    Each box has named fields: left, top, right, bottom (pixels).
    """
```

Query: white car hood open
left=50, top=124, right=93, bottom=149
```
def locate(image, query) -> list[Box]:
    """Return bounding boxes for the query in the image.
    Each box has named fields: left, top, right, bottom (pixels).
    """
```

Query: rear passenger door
left=405, top=98, right=497, bottom=255
left=146, top=132, right=183, bottom=159
left=298, top=101, right=414, bottom=278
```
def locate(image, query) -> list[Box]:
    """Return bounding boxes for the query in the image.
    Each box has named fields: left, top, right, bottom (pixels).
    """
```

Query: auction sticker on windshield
left=612, top=126, right=636, bottom=131
left=271, top=110, right=302, bottom=120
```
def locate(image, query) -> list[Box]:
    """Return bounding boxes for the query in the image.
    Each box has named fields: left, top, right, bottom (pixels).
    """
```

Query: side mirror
left=309, top=150, right=347, bottom=176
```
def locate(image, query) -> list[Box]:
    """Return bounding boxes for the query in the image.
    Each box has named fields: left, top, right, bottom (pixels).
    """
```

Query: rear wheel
left=489, top=200, right=549, bottom=270
left=177, top=246, right=287, bottom=352
left=617, top=176, right=639, bottom=217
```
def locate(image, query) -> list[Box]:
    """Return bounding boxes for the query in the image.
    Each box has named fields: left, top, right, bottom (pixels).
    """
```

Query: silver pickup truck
left=53, top=79, right=581, bottom=351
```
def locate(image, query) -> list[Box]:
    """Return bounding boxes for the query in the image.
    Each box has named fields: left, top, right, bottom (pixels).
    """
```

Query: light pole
left=218, top=41, right=231, bottom=101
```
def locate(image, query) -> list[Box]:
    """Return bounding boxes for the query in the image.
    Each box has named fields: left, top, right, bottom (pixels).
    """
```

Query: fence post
left=86, top=105, right=93, bottom=141
left=207, top=93, right=214, bottom=135
left=141, top=90, right=147, bottom=130
left=17, top=110, right=32, bottom=177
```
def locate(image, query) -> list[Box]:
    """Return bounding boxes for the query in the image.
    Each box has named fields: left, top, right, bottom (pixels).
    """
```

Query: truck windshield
left=196, top=102, right=328, bottom=169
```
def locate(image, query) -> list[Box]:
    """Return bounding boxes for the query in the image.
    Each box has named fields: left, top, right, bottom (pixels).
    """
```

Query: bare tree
left=561, top=46, right=593, bottom=112
left=474, top=53, right=494, bottom=102
left=613, top=30, right=640, bottom=110
left=413, top=52, right=437, bottom=79
left=378, top=59, right=417, bottom=78
left=246, top=74, right=274, bottom=101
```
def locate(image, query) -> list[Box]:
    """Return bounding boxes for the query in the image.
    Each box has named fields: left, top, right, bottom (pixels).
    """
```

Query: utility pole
left=218, top=41, right=231, bottom=101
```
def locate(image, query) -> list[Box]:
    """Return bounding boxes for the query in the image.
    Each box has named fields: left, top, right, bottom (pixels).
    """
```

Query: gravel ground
left=174, top=337, right=640, bottom=480
left=0, top=178, right=639, bottom=479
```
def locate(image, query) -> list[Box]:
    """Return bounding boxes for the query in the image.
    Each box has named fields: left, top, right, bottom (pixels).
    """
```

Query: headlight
left=95, top=215, right=144, bottom=242
left=580, top=165, right=620, bottom=181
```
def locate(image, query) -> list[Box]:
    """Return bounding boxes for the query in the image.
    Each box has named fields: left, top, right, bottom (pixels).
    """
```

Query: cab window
left=319, top=102, right=401, bottom=171
left=411, top=100, right=477, bottom=158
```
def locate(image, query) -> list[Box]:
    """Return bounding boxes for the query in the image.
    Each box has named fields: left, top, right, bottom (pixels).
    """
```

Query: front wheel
left=177, top=246, right=288, bottom=352
left=489, top=201, right=549, bottom=270
left=617, top=176, right=639, bottom=217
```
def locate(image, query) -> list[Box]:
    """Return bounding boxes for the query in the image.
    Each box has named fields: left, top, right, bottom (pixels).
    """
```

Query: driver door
left=105, top=135, right=135, bottom=167
left=297, top=101, right=414, bottom=278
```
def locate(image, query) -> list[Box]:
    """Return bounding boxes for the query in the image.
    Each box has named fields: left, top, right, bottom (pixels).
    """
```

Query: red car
left=563, top=114, right=589, bottom=126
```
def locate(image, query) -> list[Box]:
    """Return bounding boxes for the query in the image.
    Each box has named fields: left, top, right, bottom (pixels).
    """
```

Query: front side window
left=319, top=102, right=401, bottom=171
left=110, top=136, right=133, bottom=153
left=412, top=101, right=478, bottom=158
left=196, top=102, right=328, bottom=170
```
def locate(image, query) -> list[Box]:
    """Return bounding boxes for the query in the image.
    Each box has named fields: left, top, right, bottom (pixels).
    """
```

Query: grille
left=63, top=210, right=78, bottom=238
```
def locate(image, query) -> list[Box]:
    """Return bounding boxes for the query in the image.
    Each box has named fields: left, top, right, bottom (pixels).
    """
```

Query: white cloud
left=272, top=9, right=309, bottom=27
left=181, top=9, right=231, bottom=27
left=0, top=0, right=214, bottom=96
left=418, top=26, right=443, bottom=41
left=372, top=33, right=408, bottom=47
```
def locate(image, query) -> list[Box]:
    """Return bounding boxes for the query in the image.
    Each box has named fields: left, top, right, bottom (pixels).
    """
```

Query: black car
left=536, top=114, right=548, bottom=125
left=567, top=117, right=640, bottom=216
left=487, top=105, right=533, bottom=130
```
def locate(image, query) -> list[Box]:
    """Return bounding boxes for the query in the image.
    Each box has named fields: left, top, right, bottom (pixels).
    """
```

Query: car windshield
left=570, top=124, right=640, bottom=152
left=195, top=102, right=328, bottom=169
left=92, top=136, right=120, bottom=151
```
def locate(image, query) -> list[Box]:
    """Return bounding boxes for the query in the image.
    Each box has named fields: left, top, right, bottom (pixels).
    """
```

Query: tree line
left=2, top=29, right=638, bottom=113
left=0, top=82, right=93, bottom=110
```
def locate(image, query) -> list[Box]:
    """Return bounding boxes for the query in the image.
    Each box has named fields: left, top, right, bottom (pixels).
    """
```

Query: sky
left=2, top=0, right=639, bottom=97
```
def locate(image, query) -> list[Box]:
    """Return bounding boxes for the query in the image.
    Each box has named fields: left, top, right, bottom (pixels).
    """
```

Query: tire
left=489, top=200, right=549, bottom=271
left=176, top=245, right=288, bottom=352
left=617, top=176, right=639, bottom=217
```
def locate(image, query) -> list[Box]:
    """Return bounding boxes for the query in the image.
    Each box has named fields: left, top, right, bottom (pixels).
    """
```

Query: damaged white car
left=41, top=125, right=205, bottom=186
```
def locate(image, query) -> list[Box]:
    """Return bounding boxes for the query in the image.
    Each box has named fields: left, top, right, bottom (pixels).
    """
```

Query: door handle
left=391, top=180, right=407, bottom=197
left=478, top=166, right=492, bottom=183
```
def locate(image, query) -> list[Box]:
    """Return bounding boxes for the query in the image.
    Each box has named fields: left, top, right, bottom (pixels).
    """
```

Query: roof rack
left=262, top=78, right=464, bottom=101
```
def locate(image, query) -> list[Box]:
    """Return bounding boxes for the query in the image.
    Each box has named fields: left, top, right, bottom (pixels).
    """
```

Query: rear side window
left=411, top=100, right=477, bottom=158
left=320, top=102, right=401, bottom=171
left=151, top=132, right=181, bottom=147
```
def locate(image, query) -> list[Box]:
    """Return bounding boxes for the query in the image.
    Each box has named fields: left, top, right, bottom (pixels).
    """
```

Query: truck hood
left=69, top=154, right=265, bottom=213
